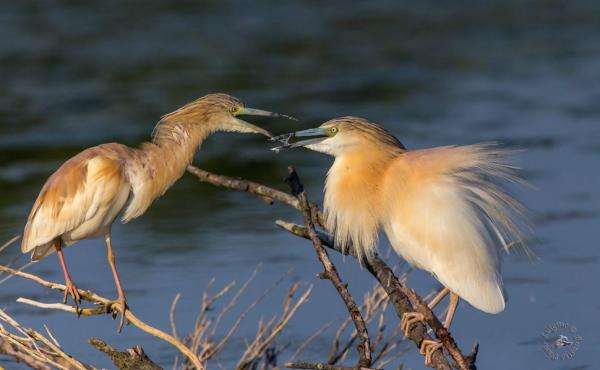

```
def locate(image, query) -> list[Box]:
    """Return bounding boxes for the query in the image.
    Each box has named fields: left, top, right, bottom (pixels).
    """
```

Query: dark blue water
left=1, top=1, right=599, bottom=369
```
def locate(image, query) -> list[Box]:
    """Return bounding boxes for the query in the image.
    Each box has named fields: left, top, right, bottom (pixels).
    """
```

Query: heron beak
left=238, top=107, right=297, bottom=121
left=270, top=127, right=329, bottom=151
left=234, top=107, right=297, bottom=138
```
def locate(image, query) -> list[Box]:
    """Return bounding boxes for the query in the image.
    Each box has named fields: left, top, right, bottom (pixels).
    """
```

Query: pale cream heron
left=21, top=93, right=292, bottom=332
left=272, top=116, right=530, bottom=364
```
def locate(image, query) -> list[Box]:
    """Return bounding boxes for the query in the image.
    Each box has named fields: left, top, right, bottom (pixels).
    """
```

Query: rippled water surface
left=1, top=1, right=599, bottom=369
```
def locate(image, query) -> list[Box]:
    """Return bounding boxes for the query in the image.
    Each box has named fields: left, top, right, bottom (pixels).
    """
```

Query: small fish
left=270, top=132, right=297, bottom=153
left=270, top=132, right=296, bottom=145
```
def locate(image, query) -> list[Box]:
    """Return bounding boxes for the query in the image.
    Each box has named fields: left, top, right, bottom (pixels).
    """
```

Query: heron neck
left=145, top=121, right=214, bottom=191
left=122, top=121, right=214, bottom=222
left=327, top=147, right=396, bottom=205
left=324, top=146, right=397, bottom=259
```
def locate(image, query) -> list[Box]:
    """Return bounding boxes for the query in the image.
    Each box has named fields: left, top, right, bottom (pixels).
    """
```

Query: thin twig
left=210, top=269, right=259, bottom=340
left=236, top=285, right=313, bottom=370
left=0, top=235, right=20, bottom=252
left=199, top=271, right=290, bottom=362
left=285, top=166, right=372, bottom=368
left=0, top=339, right=53, bottom=370
left=170, top=293, right=182, bottom=340
left=326, top=283, right=391, bottom=366
left=327, top=315, right=354, bottom=364
left=289, top=321, right=333, bottom=362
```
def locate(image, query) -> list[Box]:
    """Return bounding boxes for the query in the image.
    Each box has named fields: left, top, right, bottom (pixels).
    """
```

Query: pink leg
left=54, top=239, right=81, bottom=314
left=105, top=233, right=128, bottom=333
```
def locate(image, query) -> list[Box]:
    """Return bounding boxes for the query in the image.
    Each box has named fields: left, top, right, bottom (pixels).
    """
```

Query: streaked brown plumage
left=272, top=116, right=531, bottom=365
left=22, top=93, right=287, bottom=331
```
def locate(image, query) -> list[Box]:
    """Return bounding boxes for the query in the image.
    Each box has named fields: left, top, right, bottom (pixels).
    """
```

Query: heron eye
left=232, top=106, right=240, bottom=114
left=330, top=127, right=338, bottom=133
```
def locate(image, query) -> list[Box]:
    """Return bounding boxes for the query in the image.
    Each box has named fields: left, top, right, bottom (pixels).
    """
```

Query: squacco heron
left=21, top=93, right=291, bottom=332
left=273, top=116, right=530, bottom=364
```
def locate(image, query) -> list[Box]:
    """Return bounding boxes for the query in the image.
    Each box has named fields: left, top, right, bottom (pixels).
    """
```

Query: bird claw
left=401, top=312, right=444, bottom=365
left=63, top=280, right=82, bottom=316
left=400, top=311, right=425, bottom=336
left=111, top=296, right=129, bottom=333
left=420, top=339, right=444, bottom=366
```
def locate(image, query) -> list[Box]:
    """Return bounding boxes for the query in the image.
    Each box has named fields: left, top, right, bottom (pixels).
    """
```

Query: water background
left=1, top=1, right=599, bottom=369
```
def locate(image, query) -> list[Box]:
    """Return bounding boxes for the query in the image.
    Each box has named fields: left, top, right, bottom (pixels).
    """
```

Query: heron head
left=271, top=116, right=405, bottom=156
left=160, top=93, right=295, bottom=138
left=202, top=94, right=297, bottom=138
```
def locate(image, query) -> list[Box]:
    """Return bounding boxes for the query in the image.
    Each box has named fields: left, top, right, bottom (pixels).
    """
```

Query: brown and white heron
left=272, top=117, right=531, bottom=365
left=21, top=93, right=291, bottom=332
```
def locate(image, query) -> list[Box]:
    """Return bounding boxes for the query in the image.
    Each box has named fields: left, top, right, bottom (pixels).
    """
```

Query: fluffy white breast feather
left=325, top=143, right=529, bottom=313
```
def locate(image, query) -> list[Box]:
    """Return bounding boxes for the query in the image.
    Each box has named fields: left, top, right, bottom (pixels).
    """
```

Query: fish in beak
left=270, top=127, right=330, bottom=152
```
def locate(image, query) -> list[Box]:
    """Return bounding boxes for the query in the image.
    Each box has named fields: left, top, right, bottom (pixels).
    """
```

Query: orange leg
left=105, top=233, right=128, bottom=333
left=54, top=239, right=81, bottom=315
left=428, top=287, right=449, bottom=310
left=444, top=292, right=460, bottom=330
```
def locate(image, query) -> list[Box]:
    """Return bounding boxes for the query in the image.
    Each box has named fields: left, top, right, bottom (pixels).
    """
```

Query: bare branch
left=187, top=166, right=299, bottom=209
left=187, top=166, right=324, bottom=226
left=0, top=264, right=204, bottom=370
left=0, top=339, right=53, bottom=370
left=285, top=166, right=372, bottom=368
left=170, top=293, right=182, bottom=340
left=236, top=284, right=313, bottom=370
left=0, top=235, right=20, bottom=253
left=198, top=270, right=290, bottom=362
left=289, top=321, right=333, bottom=363
left=0, top=308, right=92, bottom=370
left=89, top=338, right=163, bottom=370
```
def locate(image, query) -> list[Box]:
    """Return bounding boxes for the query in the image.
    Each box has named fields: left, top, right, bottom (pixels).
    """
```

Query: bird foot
left=63, top=280, right=82, bottom=316
left=400, top=311, right=425, bottom=337
left=110, top=296, right=129, bottom=333
left=420, top=339, right=444, bottom=366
